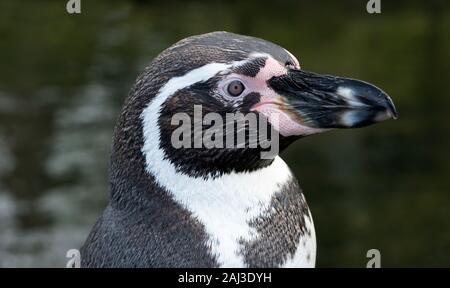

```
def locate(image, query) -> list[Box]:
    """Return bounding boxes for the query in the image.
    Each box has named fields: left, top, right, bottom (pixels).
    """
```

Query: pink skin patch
left=221, top=56, right=326, bottom=137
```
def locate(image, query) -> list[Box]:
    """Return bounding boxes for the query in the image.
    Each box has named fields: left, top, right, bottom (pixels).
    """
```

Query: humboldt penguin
left=81, top=31, right=397, bottom=268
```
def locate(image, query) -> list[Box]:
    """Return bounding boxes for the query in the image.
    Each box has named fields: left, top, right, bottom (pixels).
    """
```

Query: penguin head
left=114, top=32, right=397, bottom=179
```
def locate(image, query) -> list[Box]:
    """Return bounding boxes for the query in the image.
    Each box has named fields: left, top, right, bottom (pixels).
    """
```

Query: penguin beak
left=267, top=69, right=398, bottom=129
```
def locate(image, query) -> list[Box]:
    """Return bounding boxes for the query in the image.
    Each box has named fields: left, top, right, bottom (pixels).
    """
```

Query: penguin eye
left=227, top=80, right=245, bottom=97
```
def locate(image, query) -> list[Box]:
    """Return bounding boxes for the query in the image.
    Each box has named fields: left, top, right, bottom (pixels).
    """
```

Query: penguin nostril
left=285, top=61, right=295, bottom=69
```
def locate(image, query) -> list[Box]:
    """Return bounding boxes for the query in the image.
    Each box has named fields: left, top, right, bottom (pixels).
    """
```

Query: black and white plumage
left=81, top=32, right=397, bottom=268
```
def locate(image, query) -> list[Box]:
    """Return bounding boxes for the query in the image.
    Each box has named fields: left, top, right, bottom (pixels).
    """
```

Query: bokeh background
left=0, top=0, right=449, bottom=267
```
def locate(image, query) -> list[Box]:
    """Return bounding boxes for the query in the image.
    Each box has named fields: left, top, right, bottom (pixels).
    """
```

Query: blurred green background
left=0, top=0, right=449, bottom=267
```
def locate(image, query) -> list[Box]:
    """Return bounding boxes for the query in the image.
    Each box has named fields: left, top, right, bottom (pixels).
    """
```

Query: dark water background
left=0, top=0, right=449, bottom=267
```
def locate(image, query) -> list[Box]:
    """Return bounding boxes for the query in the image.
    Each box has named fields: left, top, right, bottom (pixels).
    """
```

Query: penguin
left=80, top=31, right=397, bottom=268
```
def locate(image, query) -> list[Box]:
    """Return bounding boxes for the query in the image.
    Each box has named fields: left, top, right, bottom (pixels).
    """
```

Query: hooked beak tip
left=385, top=95, right=398, bottom=120
left=335, top=84, right=398, bottom=127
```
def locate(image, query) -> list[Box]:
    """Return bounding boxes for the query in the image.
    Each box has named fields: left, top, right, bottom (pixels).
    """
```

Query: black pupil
left=228, top=81, right=244, bottom=96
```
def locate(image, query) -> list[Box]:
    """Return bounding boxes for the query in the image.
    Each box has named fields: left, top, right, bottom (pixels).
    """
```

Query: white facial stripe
left=141, top=62, right=310, bottom=267
left=163, top=63, right=232, bottom=99
left=249, top=52, right=271, bottom=59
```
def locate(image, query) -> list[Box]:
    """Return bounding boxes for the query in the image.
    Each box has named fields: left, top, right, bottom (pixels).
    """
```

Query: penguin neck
left=146, top=155, right=293, bottom=209
left=143, top=153, right=295, bottom=267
